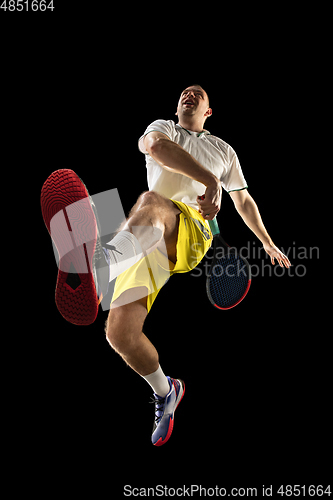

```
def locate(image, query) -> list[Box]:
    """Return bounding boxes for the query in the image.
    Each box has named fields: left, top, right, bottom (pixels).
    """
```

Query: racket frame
left=206, top=218, right=252, bottom=310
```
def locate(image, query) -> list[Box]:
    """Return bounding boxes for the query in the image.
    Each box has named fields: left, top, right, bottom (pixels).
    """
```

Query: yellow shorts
left=110, top=199, right=213, bottom=312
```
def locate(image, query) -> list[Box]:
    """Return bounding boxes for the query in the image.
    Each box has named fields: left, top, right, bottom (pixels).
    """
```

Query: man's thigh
left=106, top=289, right=148, bottom=337
left=153, top=195, right=180, bottom=264
left=131, top=191, right=181, bottom=264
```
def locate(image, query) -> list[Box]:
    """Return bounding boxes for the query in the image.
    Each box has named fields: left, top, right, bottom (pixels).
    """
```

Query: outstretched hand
left=263, top=242, right=291, bottom=268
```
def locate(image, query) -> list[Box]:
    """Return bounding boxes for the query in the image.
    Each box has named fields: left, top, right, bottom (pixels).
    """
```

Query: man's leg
left=105, top=290, right=157, bottom=376
left=123, top=190, right=180, bottom=264
left=105, top=192, right=185, bottom=446
left=105, top=191, right=180, bottom=381
left=105, top=191, right=180, bottom=284
left=105, top=287, right=185, bottom=447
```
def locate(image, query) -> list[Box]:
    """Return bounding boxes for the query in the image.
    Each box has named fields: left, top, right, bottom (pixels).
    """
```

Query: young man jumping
left=41, top=85, right=290, bottom=446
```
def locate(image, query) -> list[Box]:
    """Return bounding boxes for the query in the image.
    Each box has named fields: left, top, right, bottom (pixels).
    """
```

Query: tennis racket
left=206, top=217, right=251, bottom=310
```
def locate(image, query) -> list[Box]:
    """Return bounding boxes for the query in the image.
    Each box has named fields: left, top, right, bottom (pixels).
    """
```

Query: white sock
left=141, top=365, right=170, bottom=397
left=106, top=230, right=144, bottom=282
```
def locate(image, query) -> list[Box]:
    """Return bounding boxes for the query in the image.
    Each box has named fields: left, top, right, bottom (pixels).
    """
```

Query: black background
left=2, top=3, right=328, bottom=496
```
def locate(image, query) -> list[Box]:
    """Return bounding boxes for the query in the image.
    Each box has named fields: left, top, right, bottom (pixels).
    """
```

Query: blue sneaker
left=150, top=376, right=185, bottom=446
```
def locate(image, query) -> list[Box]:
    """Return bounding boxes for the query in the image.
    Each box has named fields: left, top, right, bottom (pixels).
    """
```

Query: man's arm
left=229, top=189, right=291, bottom=268
left=143, top=131, right=221, bottom=220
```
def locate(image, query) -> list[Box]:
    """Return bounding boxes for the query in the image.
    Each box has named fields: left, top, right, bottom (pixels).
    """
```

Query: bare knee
left=137, top=190, right=164, bottom=209
left=105, top=310, right=129, bottom=353
left=105, top=298, right=147, bottom=353
left=126, top=191, right=166, bottom=248
left=105, top=310, right=122, bottom=350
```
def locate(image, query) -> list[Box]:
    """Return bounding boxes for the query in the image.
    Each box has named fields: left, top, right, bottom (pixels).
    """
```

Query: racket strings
left=209, top=254, right=250, bottom=308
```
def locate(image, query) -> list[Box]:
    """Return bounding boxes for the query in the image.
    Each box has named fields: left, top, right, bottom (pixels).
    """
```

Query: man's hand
left=263, top=242, right=291, bottom=268
left=197, top=180, right=222, bottom=220
left=229, top=190, right=292, bottom=268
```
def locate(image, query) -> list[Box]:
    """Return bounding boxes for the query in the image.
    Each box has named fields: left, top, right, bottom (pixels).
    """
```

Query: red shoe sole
left=41, top=169, right=98, bottom=325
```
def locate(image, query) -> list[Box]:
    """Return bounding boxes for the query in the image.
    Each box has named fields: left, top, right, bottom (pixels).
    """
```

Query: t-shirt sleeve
left=221, top=146, right=248, bottom=193
left=138, top=119, right=176, bottom=154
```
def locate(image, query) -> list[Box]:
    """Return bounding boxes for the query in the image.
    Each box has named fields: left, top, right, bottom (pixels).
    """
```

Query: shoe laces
left=150, top=395, right=166, bottom=425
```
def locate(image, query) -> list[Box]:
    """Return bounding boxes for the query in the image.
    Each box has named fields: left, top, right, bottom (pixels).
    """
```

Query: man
left=41, top=85, right=290, bottom=446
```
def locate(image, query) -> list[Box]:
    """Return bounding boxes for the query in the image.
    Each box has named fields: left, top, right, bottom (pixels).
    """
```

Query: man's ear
left=205, top=107, right=212, bottom=118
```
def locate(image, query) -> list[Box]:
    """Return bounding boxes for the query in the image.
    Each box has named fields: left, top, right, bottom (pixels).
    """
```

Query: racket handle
left=198, top=195, right=220, bottom=236
left=208, top=218, right=220, bottom=236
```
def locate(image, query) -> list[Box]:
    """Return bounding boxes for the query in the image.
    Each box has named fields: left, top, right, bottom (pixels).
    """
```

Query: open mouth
left=184, top=101, right=195, bottom=106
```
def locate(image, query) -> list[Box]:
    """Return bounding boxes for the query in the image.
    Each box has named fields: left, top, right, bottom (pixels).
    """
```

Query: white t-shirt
left=138, top=119, right=247, bottom=209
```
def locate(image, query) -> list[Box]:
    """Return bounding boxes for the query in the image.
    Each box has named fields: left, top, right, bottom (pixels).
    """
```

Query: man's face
left=176, top=86, right=211, bottom=120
